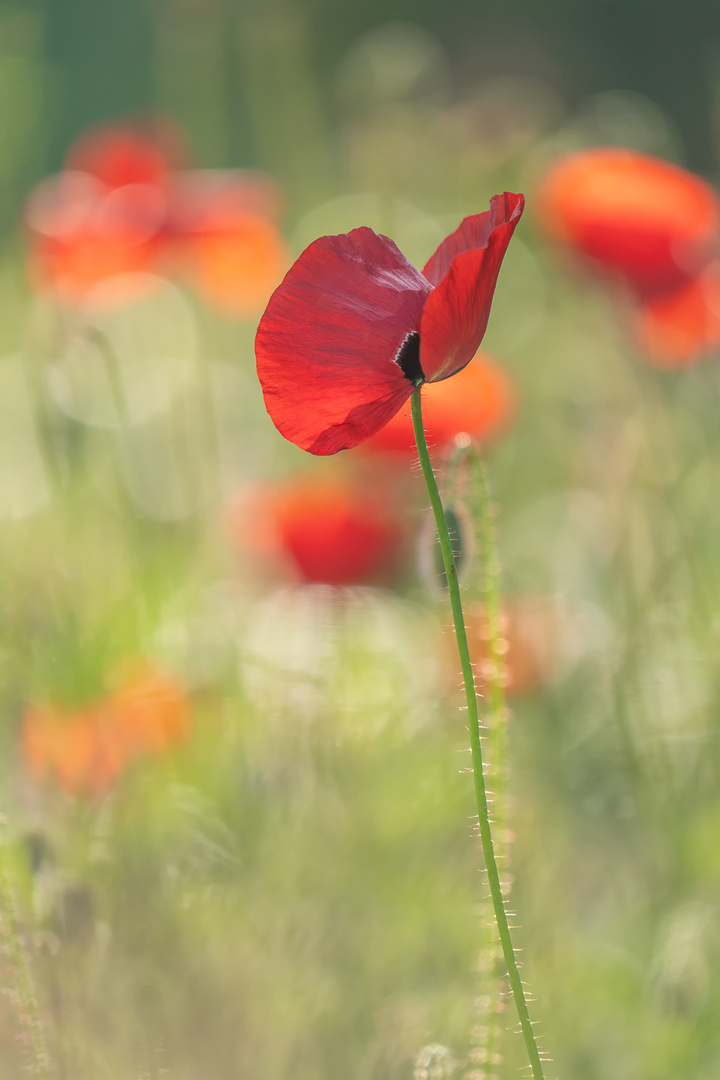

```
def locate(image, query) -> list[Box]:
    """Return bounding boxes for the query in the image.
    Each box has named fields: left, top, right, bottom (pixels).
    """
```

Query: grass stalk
left=0, top=840, right=52, bottom=1077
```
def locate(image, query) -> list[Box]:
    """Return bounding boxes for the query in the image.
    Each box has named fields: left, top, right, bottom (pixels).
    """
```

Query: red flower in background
left=229, top=477, right=407, bottom=586
left=537, top=147, right=720, bottom=366
left=65, top=120, right=185, bottom=189
left=25, top=119, right=289, bottom=313
left=361, top=352, right=516, bottom=457
left=634, top=269, right=720, bottom=366
left=27, top=168, right=165, bottom=302
left=256, top=193, right=524, bottom=455
left=21, top=666, right=190, bottom=798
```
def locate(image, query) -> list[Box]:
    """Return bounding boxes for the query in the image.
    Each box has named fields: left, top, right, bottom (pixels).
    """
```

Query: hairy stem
left=411, top=387, right=545, bottom=1080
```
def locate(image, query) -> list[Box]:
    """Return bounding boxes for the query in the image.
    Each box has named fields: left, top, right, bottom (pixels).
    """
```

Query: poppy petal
left=422, top=193, right=525, bottom=286
left=256, top=227, right=432, bottom=454
left=419, top=193, right=524, bottom=382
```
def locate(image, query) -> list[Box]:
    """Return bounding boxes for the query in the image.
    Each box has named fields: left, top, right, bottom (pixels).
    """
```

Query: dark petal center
left=394, top=331, right=425, bottom=385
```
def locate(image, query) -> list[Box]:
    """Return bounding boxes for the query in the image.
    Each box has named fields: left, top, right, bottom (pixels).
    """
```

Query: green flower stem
left=472, top=450, right=509, bottom=1080
left=0, top=841, right=51, bottom=1078
left=411, top=387, right=545, bottom=1080
left=473, top=454, right=508, bottom=848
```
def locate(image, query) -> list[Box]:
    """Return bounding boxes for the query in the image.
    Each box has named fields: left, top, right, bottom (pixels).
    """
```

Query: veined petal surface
left=422, top=193, right=524, bottom=286
left=420, top=194, right=524, bottom=382
left=256, top=227, right=432, bottom=454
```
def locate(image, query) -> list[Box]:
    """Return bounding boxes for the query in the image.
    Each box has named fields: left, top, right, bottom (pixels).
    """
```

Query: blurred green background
left=1, top=1, right=720, bottom=1079
left=5, top=0, right=720, bottom=188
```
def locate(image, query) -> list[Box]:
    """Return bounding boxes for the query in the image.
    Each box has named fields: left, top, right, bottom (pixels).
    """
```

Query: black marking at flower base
left=395, top=331, right=425, bottom=385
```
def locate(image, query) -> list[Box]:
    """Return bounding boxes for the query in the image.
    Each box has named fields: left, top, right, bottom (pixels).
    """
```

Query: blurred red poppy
left=21, top=666, right=190, bottom=797
left=230, top=477, right=407, bottom=586
left=537, top=148, right=720, bottom=364
left=634, top=267, right=720, bottom=368
left=24, top=120, right=288, bottom=314
left=537, top=147, right=720, bottom=297
left=256, top=193, right=524, bottom=455
left=65, top=120, right=185, bottom=188
left=26, top=170, right=164, bottom=302
left=361, top=352, right=516, bottom=456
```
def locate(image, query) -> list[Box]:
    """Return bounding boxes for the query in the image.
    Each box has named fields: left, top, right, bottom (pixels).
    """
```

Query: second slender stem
left=410, top=387, right=545, bottom=1080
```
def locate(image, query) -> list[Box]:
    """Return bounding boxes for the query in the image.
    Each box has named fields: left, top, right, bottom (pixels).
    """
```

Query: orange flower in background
left=26, top=171, right=164, bottom=303
left=634, top=267, right=720, bottom=368
left=361, top=352, right=516, bottom=457
left=22, top=703, right=126, bottom=797
left=167, top=169, right=284, bottom=229
left=538, top=148, right=720, bottom=295
left=21, top=667, right=190, bottom=798
left=185, top=209, right=289, bottom=318
left=109, top=666, right=191, bottom=756
left=460, top=597, right=570, bottom=696
left=230, top=477, right=408, bottom=587
left=24, top=118, right=287, bottom=313
left=537, top=147, right=720, bottom=365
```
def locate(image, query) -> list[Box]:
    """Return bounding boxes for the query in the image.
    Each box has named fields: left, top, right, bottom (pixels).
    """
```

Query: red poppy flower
left=65, top=120, right=185, bottom=189
left=537, top=148, right=720, bottom=297
left=229, top=477, right=407, bottom=586
left=255, top=192, right=524, bottom=455
left=361, top=352, right=516, bottom=456
left=162, top=170, right=288, bottom=314
left=25, top=121, right=288, bottom=313
left=634, top=267, right=720, bottom=368
left=26, top=170, right=164, bottom=302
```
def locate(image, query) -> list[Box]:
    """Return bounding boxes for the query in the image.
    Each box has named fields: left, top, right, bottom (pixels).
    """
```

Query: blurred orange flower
left=26, top=171, right=164, bottom=303
left=166, top=169, right=284, bottom=229
left=461, top=597, right=569, bottom=696
left=108, top=666, right=191, bottom=757
left=229, top=476, right=408, bottom=586
left=24, top=119, right=287, bottom=314
left=537, top=147, right=720, bottom=365
left=22, top=703, right=125, bottom=797
left=360, top=352, right=516, bottom=457
left=634, top=266, right=720, bottom=368
left=183, top=209, right=289, bottom=318
left=21, top=667, right=190, bottom=797
left=537, top=147, right=720, bottom=295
